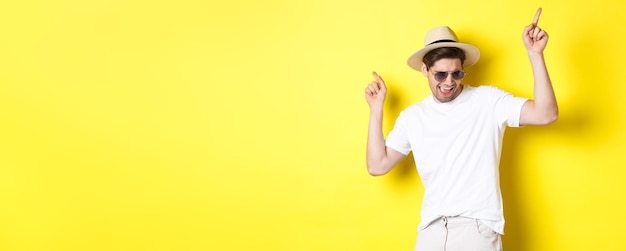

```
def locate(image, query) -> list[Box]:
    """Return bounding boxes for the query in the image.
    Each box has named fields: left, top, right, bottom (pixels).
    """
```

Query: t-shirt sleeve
left=490, top=86, right=528, bottom=128
left=384, top=111, right=412, bottom=155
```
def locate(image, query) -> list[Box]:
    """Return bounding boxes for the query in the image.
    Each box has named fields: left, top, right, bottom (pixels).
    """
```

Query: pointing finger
left=372, top=71, right=383, bottom=83
left=372, top=71, right=386, bottom=89
left=532, top=8, right=542, bottom=25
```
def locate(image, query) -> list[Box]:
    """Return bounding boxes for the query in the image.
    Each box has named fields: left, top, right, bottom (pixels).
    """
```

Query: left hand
left=522, top=8, right=548, bottom=54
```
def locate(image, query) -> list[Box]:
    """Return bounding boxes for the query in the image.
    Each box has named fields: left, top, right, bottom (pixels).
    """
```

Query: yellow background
left=0, top=0, right=624, bottom=250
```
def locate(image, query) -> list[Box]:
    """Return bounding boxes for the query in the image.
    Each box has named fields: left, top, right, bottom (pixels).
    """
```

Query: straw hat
left=407, top=26, right=480, bottom=71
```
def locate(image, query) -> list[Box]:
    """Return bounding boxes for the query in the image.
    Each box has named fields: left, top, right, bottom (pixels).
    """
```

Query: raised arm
left=519, top=8, right=559, bottom=126
left=364, top=72, right=406, bottom=176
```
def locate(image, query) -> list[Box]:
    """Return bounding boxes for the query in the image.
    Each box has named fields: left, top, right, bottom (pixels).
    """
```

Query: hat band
left=427, top=39, right=457, bottom=46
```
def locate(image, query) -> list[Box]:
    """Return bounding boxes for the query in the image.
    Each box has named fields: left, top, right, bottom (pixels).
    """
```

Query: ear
left=421, top=63, right=428, bottom=77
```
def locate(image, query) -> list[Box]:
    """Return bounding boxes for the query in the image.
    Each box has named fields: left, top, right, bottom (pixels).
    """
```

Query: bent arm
left=519, top=9, right=558, bottom=126
left=519, top=51, right=558, bottom=126
left=366, top=105, right=406, bottom=176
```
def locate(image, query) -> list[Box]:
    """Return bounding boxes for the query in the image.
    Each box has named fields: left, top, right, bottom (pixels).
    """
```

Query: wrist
left=527, top=50, right=544, bottom=58
left=369, top=105, right=384, bottom=115
left=527, top=52, right=546, bottom=64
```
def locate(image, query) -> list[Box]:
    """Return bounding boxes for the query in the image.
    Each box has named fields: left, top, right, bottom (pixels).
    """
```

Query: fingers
left=535, top=29, right=548, bottom=41
left=528, top=26, right=547, bottom=42
left=372, top=71, right=387, bottom=88
left=532, top=8, right=542, bottom=25
left=365, top=81, right=380, bottom=96
left=530, top=8, right=542, bottom=40
left=524, top=8, right=546, bottom=42
left=532, top=26, right=541, bottom=40
left=365, top=71, right=386, bottom=96
left=522, top=9, right=548, bottom=53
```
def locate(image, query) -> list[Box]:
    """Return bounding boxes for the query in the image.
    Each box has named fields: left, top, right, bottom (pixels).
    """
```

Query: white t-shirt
left=385, top=85, right=527, bottom=234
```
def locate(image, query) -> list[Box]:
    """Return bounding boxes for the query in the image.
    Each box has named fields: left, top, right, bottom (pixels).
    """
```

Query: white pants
left=414, top=216, right=502, bottom=251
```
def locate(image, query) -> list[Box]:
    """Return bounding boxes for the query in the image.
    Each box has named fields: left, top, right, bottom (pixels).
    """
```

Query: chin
left=436, top=94, right=459, bottom=103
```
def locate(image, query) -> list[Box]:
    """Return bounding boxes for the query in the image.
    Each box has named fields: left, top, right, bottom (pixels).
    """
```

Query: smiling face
left=421, top=58, right=464, bottom=103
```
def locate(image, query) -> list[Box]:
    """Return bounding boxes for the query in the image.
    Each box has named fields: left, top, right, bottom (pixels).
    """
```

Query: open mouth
left=438, top=85, right=455, bottom=97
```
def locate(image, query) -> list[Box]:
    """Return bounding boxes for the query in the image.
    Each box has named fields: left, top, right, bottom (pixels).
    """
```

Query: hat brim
left=407, top=42, right=480, bottom=71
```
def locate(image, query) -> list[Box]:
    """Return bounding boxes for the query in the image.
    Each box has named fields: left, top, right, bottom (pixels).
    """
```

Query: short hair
left=422, top=47, right=466, bottom=70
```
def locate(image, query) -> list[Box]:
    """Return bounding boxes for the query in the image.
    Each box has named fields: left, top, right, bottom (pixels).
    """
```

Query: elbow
left=368, top=169, right=385, bottom=176
left=547, top=112, right=558, bottom=124
left=522, top=101, right=559, bottom=126
left=545, top=106, right=559, bottom=124
left=539, top=109, right=559, bottom=125
left=367, top=163, right=389, bottom=176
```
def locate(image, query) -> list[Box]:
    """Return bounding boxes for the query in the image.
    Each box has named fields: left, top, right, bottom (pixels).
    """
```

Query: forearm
left=528, top=52, right=558, bottom=122
left=366, top=106, right=391, bottom=176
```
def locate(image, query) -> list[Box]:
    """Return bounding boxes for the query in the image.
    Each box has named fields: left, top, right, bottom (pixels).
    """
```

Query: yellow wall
left=0, top=0, right=624, bottom=250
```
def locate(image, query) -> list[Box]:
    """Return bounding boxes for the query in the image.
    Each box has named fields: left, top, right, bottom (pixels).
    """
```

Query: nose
left=442, top=73, right=454, bottom=84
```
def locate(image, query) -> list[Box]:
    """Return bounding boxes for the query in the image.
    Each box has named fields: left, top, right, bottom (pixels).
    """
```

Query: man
left=364, top=8, right=557, bottom=251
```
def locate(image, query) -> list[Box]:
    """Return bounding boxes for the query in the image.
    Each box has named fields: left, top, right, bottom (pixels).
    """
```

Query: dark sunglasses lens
left=434, top=72, right=448, bottom=82
left=452, top=71, right=465, bottom=80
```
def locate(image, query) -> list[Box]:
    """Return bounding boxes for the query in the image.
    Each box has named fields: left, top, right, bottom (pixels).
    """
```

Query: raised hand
left=364, top=72, right=387, bottom=109
left=522, top=8, right=548, bottom=54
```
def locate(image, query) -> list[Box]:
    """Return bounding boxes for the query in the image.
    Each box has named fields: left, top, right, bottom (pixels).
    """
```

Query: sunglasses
left=431, top=70, right=466, bottom=82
